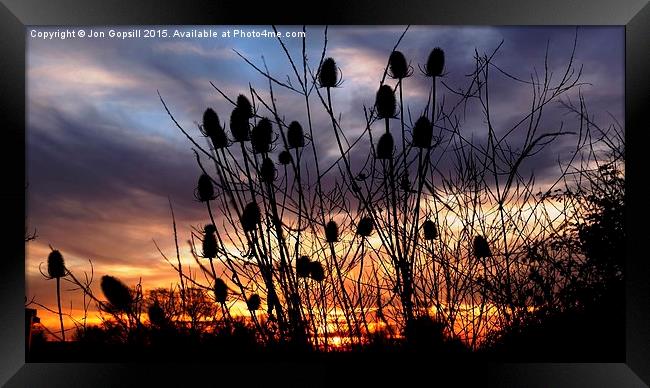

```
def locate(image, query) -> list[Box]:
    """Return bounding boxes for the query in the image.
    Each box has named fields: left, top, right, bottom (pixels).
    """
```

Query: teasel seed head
left=214, top=278, right=228, bottom=304
left=296, top=255, right=311, bottom=278
left=325, top=220, right=339, bottom=243
left=309, top=261, right=325, bottom=282
left=422, top=220, right=438, bottom=240
left=195, top=173, right=215, bottom=202
left=424, top=47, right=445, bottom=77
left=318, top=57, right=340, bottom=88
left=412, top=116, right=433, bottom=149
left=247, top=293, right=261, bottom=311
left=100, top=275, right=133, bottom=313
left=375, top=84, right=397, bottom=119
left=376, top=133, right=394, bottom=160
left=202, top=224, right=218, bottom=259
left=236, top=94, right=254, bottom=119
left=389, top=50, right=411, bottom=79
left=287, top=121, right=305, bottom=149
left=473, top=235, right=492, bottom=258
left=356, top=216, right=374, bottom=237
left=240, top=202, right=262, bottom=232
left=230, top=107, right=250, bottom=142
left=278, top=150, right=292, bottom=165
left=251, top=118, right=274, bottom=154
left=202, top=108, right=228, bottom=149
left=47, top=250, right=66, bottom=279
left=260, top=157, right=276, bottom=184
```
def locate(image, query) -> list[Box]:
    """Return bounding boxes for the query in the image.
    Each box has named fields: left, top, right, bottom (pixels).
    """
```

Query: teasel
left=296, top=255, right=311, bottom=278
left=318, top=57, right=341, bottom=88
left=309, top=261, right=325, bottom=282
left=251, top=117, right=274, bottom=154
left=101, top=275, right=133, bottom=313
left=259, top=157, right=276, bottom=184
left=325, top=220, right=339, bottom=243
left=388, top=50, right=412, bottom=79
left=47, top=249, right=66, bottom=279
left=202, top=224, right=218, bottom=259
left=376, top=133, right=394, bottom=160
left=247, top=293, right=261, bottom=311
left=473, top=235, right=492, bottom=258
left=412, top=116, right=433, bottom=149
left=214, top=278, right=228, bottom=304
left=47, top=250, right=66, bottom=341
left=422, top=220, right=438, bottom=240
left=236, top=94, right=254, bottom=119
left=356, top=216, right=374, bottom=237
left=278, top=150, right=292, bottom=165
left=147, top=301, right=166, bottom=328
left=240, top=202, right=262, bottom=232
left=287, top=121, right=305, bottom=149
left=202, top=108, right=228, bottom=149
left=375, top=84, right=397, bottom=120
left=195, top=173, right=215, bottom=202
left=424, top=47, right=445, bottom=77
left=230, top=106, right=250, bottom=142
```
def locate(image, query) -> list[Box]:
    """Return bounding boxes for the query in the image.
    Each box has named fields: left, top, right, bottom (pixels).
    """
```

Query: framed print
left=1, top=0, right=649, bottom=386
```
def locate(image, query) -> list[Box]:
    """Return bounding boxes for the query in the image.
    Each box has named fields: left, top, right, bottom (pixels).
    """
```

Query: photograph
left=24, top=25, right=626, bottom=363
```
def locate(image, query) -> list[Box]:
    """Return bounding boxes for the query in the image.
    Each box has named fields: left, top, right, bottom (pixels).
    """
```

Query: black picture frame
left=1, top=0, right=648, bottom=386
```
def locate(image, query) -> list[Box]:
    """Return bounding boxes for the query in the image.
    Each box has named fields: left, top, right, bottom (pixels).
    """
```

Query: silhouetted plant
left=423, top=47, right=445, bottom=77
left=47, top=249, right=66, bottom=341
left=278, top=150, right=292, bottom=165
left=47, top=250, right=66, bottom=279
left=318, top=57, right=341, bottom=88
left=236, top=94, right=254, bottom=118
left=376, top=133, right=394, bottom=159
left=472, top=236, right=492, bottom=258
left=251, top=117, right=274, bottom=154
left=144, top=27, right=622, bottom=353
left=287, top=121, right=305, bottom=149
left=202, top=224, right=218, bottom=259
left=247, top=294, right=261, bottom=311
left=325, top=220, right=339, bottom=243
left=422, top=220, right=438, bottom=240
left=356, top=217, right=374, bottom=237
left=375, top=84, right=397, bottom=120
left=403, top=315, right=446, bottom=349
left=195, top=173, right=214, bottom=202
left=260, top=157, right=276, bottom=184
left=201, top=108, right=228, bottom=149
left=214, top=278, right=228, bottom=304
left=230, top=107, right=250, bottom=142
left=412, top=116, right=433, bottom=149
left=101, top=275, right=133, bottom=313
left=296, top=256, right=311, bottom=278
left=241, top=202, right=261, bottom=232
left=388, top=50, right=412, bottom=79
left=309, top=261, right=325, bottom=282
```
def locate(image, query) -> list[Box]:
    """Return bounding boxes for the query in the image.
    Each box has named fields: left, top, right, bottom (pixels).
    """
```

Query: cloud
left=153, top=41, right=237, bottom=60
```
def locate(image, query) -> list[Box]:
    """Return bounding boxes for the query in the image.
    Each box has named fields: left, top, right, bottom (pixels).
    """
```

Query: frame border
left=1, top=0, right=648, bottom=386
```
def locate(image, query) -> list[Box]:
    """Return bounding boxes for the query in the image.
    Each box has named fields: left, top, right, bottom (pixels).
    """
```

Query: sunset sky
left=26, top=25, right=623, bottom=331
